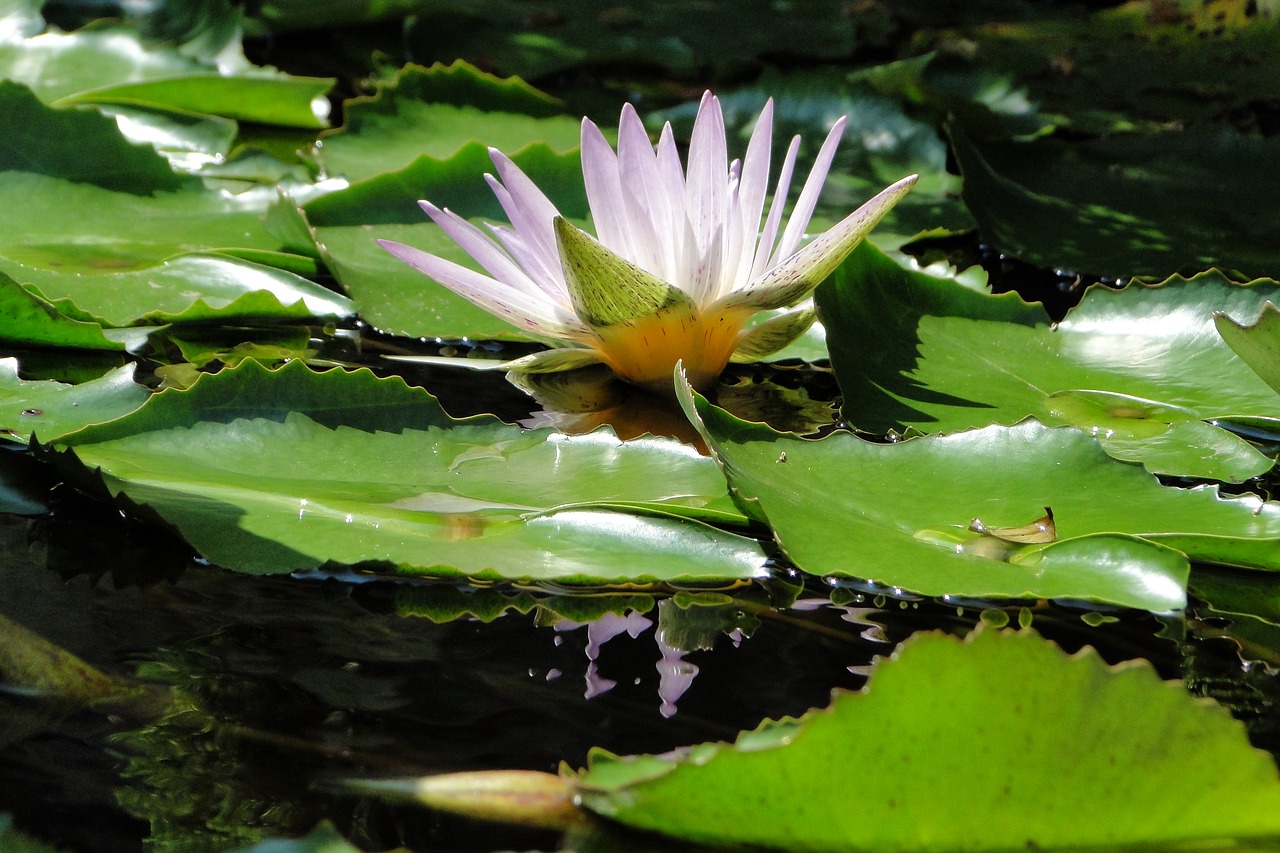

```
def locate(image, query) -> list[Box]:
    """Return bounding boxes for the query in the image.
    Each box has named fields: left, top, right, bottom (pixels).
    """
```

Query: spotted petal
left=713, top=173, right=919, bottom=315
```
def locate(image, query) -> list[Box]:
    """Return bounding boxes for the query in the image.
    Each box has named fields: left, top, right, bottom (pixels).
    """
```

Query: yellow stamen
left=589, top=304, right=752, bottom=394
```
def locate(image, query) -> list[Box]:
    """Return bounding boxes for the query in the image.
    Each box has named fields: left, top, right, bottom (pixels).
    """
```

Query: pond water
left=0, top=465, right=1237, bottom=852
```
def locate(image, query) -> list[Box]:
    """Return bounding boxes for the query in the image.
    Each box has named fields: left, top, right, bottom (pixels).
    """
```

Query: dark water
left=0, top=473, right=1220, bottom=853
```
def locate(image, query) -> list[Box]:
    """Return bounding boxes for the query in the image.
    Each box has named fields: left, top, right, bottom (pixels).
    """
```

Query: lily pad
left=0, top=24, right=205, bottom=104
left=0, top=172, right=287, bottom=282
left=679, top=376, right=1280, bottom=611
left=14, top=254, right=353, bottom=327
left=59, top=73, right=333, bottom=129
left=576, top=628, right=1280, bottom=852
left=950, top=122, right=1280, bottom=279
left=0, top=359, right=148, bottom=444
left=816, top=243, right=1280, bottom=482
left=1217, top=302, right=1280, bottom=395
left=0, top=275, right=133, bottom=351
left=0, top=80, right=187, bottom=191
left=314, top=61, right=579, bottom=182
left=47, top=360, right=764, bottom=581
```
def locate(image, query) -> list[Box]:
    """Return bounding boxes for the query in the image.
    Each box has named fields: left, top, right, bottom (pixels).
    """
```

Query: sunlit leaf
left=679, top=376, right=1280, bottom=611
left=0, top=276, right=132, bottom=351
left=0, top=80, right=186, bottom=191
left=315, top=61, right=578, bottom=182
left=46, top=361, right=764, bottom=582
left=0, top=172, right=287, bottom=283
left=1217, top=302, right=1280, bottom=395
left=575, top=628, right=1280, bottom=852
left=14, top=254, right=353, bottom=327
left=0, top=359, right=148, bottom=444
left=59, top=73, right=333, bottom=129
left=817, top=243, right=1280, bottom=482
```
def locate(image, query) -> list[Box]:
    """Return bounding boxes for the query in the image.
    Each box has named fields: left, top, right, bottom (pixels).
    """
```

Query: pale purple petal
left=378, top=239, right=576, bottom=338
left=656, top=123, right=688, bottom=282
left=682, top=92, right=728, bottom=303
left=750, top=134, right=800, bottom=281
left=580, top=116, right=636, bottom=260
left=732, top=98, right=773, bottom=290
left=483, top=176, right=564, bottom=292
left=772, top=116, right=846, bottom=264
left=488, top=149, right=564, bottom=268
left=617, top=103, right=677, bottom=279
left=418, top=201, right=543, bottom=297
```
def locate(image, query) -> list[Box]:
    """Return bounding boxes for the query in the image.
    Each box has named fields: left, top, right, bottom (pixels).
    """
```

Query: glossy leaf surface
left=49, top=361, right=763, bottom=581
left=680, top=378, right=1280, bottom=611
left=577, top=629, right=1280, bottom=852
left=817, top=244, right=1280, bottom=481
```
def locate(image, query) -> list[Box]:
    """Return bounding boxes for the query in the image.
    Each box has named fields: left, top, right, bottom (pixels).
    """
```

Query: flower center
left=589, top=304, right=751, bottom=394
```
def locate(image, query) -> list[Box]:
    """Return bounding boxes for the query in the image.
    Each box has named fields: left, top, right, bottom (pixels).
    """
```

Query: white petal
left=750, top=134, right=800, bottom=282
left=730, top=98, right=774, bottom=291
left=483, top=174, right=564, bottom=290
left=656, top=123, right=688, bottom=281
left=581, top=116, right=635, bottom=260
left=488, top=148, right=564, bottom=274
left=682, top=91, right=728, bottom=303
left=617, top=103, right=677, bottom=278
left=772, top=116, right=847, bottom=265
left=378, top=239, right=582, bottom=339
left=418, top=201, right=543, bottom=298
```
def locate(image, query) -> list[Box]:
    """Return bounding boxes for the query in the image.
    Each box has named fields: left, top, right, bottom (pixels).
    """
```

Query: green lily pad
left=576, top=628, right=1280, bottom=852
left=817, top=243, right=1280, bottom=481
left=0, top=359, right=148, bottom=444
left=1217, top=302, right=1280, bottom=395
left=0, top=80, right=187, bottom=191
left=47, top=360, right=763, bottom=581
left=0, top=24, right=205, bottom=104
left=59, top=73, right=333, bottom=129
left=951, top=122, right=1280, bottom=279
left=920, top=1, right=1280, bottom=136
left=0, top=274, right=134, bottom=351
left=14, top=253, right=353, bottom=327
left=0, top=171, right=286, bottom=281
left=314, top=61, right=579, bottom=182
left=679, top=377, right=1280, bottom=611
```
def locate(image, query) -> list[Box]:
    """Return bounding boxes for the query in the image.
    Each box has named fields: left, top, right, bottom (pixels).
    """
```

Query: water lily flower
left=380, top=92, right=916, bottom=393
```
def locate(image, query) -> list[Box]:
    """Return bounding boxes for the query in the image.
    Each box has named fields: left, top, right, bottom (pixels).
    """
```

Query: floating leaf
left=1217, top=302, right=1280, bottom=395
left=14, top=254, right=353, bottom=327
left=951, top=122, right=1280, bottom=280
left=575, top=628, right=1280, bottom=852
left=314, top=61, right=578, bottom=182
left=0, top=275, right=132, bottom=351
left=59, top=73, right=333, bottom=129
left=817, top=243, right=1280, bottom=482
left=0, top=359, right=148, bottom=444
left=46, top=361, right=764, bottom=582
left=0, top=80, right=186, bottom=192
left=405, top=0, right=863, bottom=80
left=679, top=375, right=1280, bottom=611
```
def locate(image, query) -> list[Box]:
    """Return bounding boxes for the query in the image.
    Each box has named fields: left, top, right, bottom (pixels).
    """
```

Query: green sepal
left=730, top=306, right=817, bottom=363
left=554, top=217, right=691, bottom=326
left=501, top=346, right=605, bottom=374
